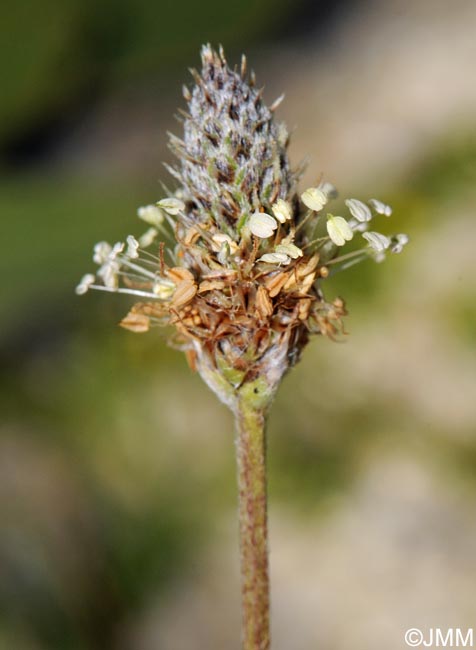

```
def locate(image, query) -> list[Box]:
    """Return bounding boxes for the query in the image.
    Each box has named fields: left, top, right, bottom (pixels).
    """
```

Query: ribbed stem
left=234, top=398, right=270, bottom=650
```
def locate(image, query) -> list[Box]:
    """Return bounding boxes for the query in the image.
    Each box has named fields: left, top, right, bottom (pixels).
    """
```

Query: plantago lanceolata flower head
left=77, top=45, right=408, bottom=411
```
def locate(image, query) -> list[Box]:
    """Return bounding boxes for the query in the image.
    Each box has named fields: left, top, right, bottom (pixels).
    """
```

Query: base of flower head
left=190, top=330, right=296, bottom=413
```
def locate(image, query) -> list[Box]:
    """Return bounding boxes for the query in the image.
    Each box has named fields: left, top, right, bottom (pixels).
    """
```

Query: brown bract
left=120, top=249, right=347, bottom=390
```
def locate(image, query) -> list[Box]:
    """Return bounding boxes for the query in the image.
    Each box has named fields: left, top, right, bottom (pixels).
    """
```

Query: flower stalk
left=235, top=388, right=270, bottom=650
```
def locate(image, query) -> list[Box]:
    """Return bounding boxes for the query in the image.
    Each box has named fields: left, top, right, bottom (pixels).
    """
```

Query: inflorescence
left=76, top=45, right=408, bottom=409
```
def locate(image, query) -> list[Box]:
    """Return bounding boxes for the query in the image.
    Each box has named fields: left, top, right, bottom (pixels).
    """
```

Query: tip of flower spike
left=200, top=43, right=227, bottom=70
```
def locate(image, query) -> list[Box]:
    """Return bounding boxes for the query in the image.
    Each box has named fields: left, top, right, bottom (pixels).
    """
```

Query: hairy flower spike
left=170, top=44, right=294, bottom=230
left=77, top=44, right=408, bottom=409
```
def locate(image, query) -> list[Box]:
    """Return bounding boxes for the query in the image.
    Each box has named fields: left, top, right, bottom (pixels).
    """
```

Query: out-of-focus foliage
left=0, top=0, right=298, bottom=158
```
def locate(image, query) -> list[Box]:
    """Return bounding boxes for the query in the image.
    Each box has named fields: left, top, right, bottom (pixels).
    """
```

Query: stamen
left=295, top=208, right=318, bottom=235
left=328, top=255, right=369, bottom=275
left=302, top=236, right=329, bottom=251
left=88, top=285, right=163, bottom=299
left=326, top=248, right=369, bottom=266
left=118, top=257, right=158, bottom=280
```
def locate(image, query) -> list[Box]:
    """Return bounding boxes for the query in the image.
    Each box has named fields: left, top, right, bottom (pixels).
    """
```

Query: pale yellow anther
left=248, top=212, right=278, bottom=238
left=75, top=274, right=95, bottom=295
left=258, top=252, right=291, bottom=265
left=212, top=233, right=239, bottom=254
left=369, top=198, right=392, bottom=217
left=275, top=242, right=303, bottom=259
left=157, top=197, right=185, bottom=215
left=153, top=279, right=176, bottom=299
left=126, top=235, right=140, bottom=259
left=271, top=199, right=292, bottom=223
left=301, top=187, right=328, bottom=212
left=137, top=204, right=164, bottom=227
left=326, top=215, right=354, bottom=246
left=93, top=241, right=111, bottom=264
left=362, top=231, right=390, bottom=252
left=345, top=198, right=371, bottom=223
left=139, top=228, right=158, bottom=248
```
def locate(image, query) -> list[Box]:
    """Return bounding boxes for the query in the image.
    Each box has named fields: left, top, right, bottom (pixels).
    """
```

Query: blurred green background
left=1, top=1, right=476, bottom=649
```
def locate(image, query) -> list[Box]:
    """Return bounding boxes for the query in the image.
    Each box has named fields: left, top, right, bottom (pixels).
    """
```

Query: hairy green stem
left=234, top=396, right=270, bottom=650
